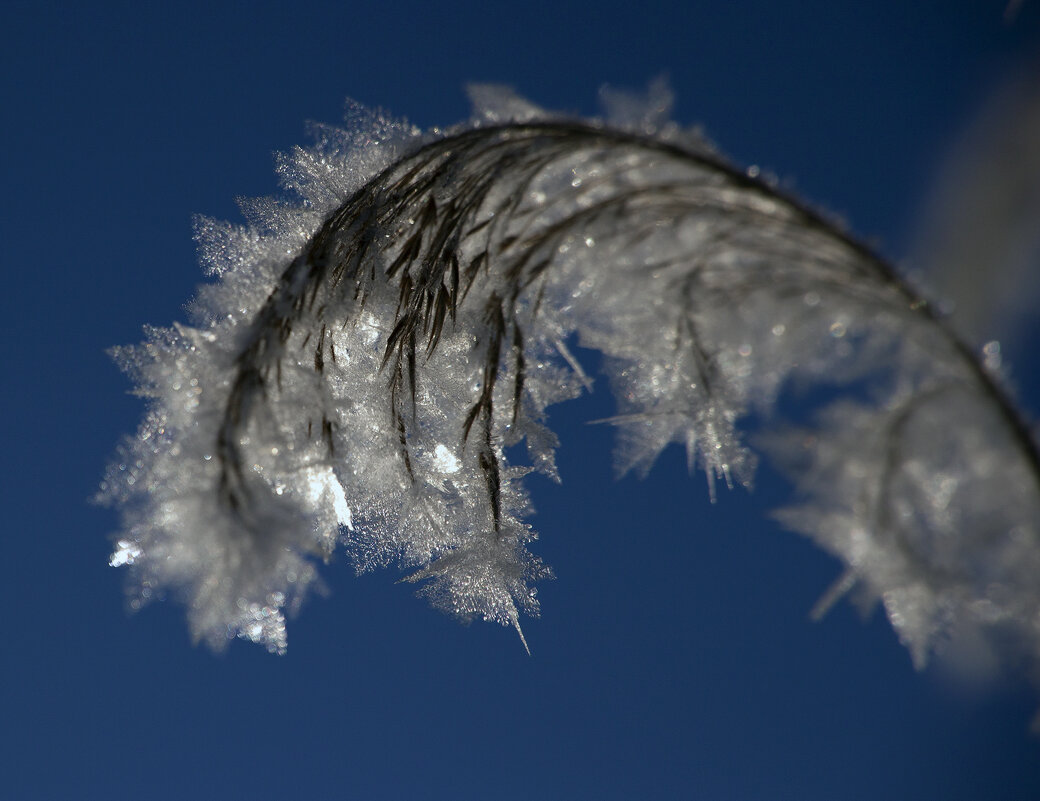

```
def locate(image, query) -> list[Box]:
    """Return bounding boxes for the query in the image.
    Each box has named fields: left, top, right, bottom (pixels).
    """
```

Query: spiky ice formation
left=101, top=85, right=1040, bottom=675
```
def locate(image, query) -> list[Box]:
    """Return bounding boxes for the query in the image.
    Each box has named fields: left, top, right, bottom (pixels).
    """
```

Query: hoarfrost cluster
left=101, top=85, right=1040, bottom=683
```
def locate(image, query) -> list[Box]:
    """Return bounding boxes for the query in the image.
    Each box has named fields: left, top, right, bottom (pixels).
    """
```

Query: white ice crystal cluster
left=101, top=85, right=1040, bottom=677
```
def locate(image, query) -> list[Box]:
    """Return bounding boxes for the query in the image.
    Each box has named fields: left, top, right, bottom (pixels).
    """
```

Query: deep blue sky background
left=3, top=2, right=1039, bottom=799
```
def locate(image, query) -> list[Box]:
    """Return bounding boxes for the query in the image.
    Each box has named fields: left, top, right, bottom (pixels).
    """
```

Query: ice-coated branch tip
left=101, top=85, right=1040, bottom=700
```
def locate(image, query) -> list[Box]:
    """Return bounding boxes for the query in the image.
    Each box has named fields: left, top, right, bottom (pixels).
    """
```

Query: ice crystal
left=101, top=85, right=1040, bottom=679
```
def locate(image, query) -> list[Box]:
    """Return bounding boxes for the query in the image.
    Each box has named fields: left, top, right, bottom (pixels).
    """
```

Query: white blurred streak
left=915, top=66, right=1040, bottom=350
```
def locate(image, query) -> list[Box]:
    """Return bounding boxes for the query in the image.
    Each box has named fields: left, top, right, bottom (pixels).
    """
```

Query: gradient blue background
left=3, top=2, right=1039, bottom=799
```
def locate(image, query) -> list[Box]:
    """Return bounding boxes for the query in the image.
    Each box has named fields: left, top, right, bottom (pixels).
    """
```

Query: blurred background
left=2, top=2, right=1039, bottom=798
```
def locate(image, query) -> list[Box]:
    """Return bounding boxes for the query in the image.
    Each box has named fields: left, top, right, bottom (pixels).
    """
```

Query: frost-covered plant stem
left=103, top=89, right=1040, bottom=679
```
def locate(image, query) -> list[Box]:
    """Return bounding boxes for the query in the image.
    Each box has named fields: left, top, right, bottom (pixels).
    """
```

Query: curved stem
left=217, top=120, right=1040, bottom=513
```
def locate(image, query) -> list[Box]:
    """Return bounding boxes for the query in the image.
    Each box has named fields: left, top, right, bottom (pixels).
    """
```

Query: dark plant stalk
left=217, top=120, right=1040, bottom=518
